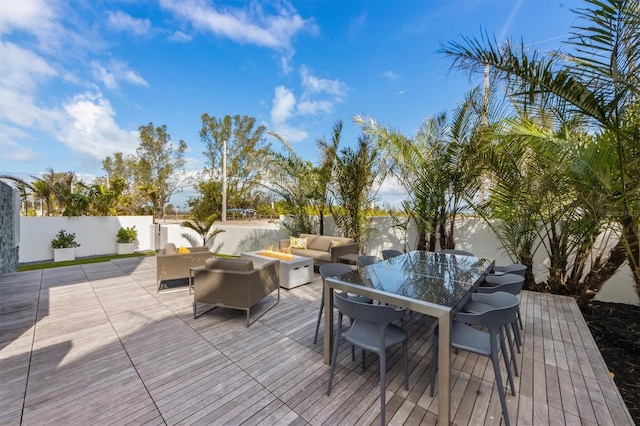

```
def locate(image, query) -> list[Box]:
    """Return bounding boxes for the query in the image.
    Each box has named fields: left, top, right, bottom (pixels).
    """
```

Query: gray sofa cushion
left=205, top=258, right=254, bottom=271
left=289, top=248, right=331, bottom=263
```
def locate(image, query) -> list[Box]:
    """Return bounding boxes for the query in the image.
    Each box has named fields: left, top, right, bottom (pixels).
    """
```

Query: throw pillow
left=290, top=236, right=308, bottom=249
left=330, top=240, right=344, bottom=248
left=178, top=246, right=191, bottom=254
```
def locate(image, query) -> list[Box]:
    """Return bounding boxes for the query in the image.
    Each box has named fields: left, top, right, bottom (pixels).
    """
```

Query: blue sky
left=0, top=0, right=583, bottom=207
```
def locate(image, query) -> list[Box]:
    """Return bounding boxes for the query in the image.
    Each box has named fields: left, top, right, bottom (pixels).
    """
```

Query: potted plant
left=51, top=229, right=80, bottom=262
left=116, top=226, right=137, bottom=254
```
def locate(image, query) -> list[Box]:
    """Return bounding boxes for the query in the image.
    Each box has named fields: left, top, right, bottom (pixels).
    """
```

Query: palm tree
left=265, top=132, right=316, bottom=236
left=442, top=0, right=640, bottom=287
left=331, top=134, right=380, bottom=248
left=313, top=120, right=342, bottom=235
left=357, top=87, right=488, bottom=251
left=181, top=214, right=225, bottom=248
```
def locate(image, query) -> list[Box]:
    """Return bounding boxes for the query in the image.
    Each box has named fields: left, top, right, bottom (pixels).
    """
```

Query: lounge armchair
left=192, top=258, right=280, bottom=327
left=156, top=243, right=212, bottom=292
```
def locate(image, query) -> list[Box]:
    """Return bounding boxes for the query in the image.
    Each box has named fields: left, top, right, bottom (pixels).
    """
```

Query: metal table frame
left=324, top=251, right=493, bottom=425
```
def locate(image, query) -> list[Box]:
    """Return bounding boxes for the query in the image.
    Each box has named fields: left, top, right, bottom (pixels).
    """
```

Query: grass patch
left=18, top=251, right=238, bottom=272
left=18, top=251, right=158, bottom=272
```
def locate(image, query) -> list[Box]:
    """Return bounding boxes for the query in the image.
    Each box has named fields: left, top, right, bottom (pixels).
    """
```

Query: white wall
left=12, top=214, right=625, bottom=283
left=20, top=216, right=154, bottom=263
left=16, top=215, right=637, bottom=305
left=158, top=222, right=290, bottom=255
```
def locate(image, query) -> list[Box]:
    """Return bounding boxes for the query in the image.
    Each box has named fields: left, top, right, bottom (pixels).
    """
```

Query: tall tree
left=199, top=114, right=270, bottom=218
left=442, top=0, right=640, bottom=288
left=314, top=120, right=342, bottom=235
left=357, top=87, right=487, bottom=252
left=331, top=135, right=380, bottom=248
left=264, top=132, right=316, bottom=236
left=136, top=122, right=188, bottom=218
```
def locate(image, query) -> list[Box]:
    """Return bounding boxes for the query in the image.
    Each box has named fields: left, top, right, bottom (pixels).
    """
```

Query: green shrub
left=116, top=226, right=137, bottom=243
left=51, top=230, right=81, bottom=248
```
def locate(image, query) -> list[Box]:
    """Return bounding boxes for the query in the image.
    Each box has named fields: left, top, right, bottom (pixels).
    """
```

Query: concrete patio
left=0, top=256, right=634, bottom=425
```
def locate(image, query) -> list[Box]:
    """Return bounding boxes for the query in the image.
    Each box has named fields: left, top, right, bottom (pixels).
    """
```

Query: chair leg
left=313, top=296, right=324, bottom=344
left=403, top=340, right=409, bottom=391
left=327, top=314, right=343, bottom=396
left=379, top=350, right=387, bottom=426
left=511, top=320, right=522, bottom=352
left=504, top=324, right=519, bottom=377
left=499, top=331, right=516, bottom=396
left=491, top=352, right=511, bottom=426
left=517, top=307, right=523, bottom=330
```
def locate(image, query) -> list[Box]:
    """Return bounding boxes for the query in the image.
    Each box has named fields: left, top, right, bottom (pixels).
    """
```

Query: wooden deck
left=0, top=257, right=634, bottom=425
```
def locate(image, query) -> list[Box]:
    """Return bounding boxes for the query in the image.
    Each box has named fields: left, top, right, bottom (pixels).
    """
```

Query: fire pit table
left=241, top=250, right=314, bottom=289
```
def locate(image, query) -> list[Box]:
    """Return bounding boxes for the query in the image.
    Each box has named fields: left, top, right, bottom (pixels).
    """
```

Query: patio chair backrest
left=382, top=249, right=403, bottom=260
left=333, top=291, right=405, bottom=327
left=455, top=292, right=519, bottom=330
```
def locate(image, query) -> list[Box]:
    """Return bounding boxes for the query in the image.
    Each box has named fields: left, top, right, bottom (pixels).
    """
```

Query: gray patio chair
left=430, top=291, right=520, bottom=426
left=381, top=249, right=403, bottom=260
left=493, top=263, right=527, bottom=277
left=482, top=273, right=525, bottom=332
left=437, top=249, right=474, bottom=256
left=464, top=274, right=525, bottom=374
left=327, top=292, right=408, bottom=426
left=314, top=263, right=372, bottom=344
left=356, top=255, right=380, bottom=267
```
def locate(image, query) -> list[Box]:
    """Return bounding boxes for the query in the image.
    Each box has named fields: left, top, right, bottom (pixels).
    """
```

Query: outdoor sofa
left=192, top=257, right=280, bottom=326
left=278, top=233, right=359, bottom=266
left=156, top=243, right=212, bottom=291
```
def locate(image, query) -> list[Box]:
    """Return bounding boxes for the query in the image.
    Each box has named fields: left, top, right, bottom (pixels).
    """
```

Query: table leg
left=323, top=284, right=334, bottom=364
left=438, top=313, right=451, bottom=424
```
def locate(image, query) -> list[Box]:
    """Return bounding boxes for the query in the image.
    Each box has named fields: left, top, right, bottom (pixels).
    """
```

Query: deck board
left=0, top=256, right=634, bottom=425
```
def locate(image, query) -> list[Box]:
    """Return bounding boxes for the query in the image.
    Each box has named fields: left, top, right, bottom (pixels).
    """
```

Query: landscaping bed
left=581, top=301, right=640, bottom=424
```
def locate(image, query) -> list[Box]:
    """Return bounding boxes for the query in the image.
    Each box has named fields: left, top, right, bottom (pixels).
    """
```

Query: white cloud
left=297, top=99, right=332, bottom=116
left=270, top=86, right=308, bottom=142
left=271, top=86, right=296, bottom=124
left=270, top=125, right=308, bottom=143
left=0, top=41, right=61, bottom=130
left=92, top=60, right=148, bottom=90
left=269, top=67, right=348, bottom=142
left=0, top=0, right=65, bottom=52
left=382, top=70, right=399, bottom=80
left=0, top=124, right=38, bottom=161
left=106, top=10, right=151, bottom=37
left=58, top=92, right=138, bottom=160
left=0, top=40, right=57, bottom=96
left=159, top=0, right=313, bottom=54
left=296, top=66, right=347, bottom=115
left=0, top=0, right=54, bottom=33
left=168, top=30, right=192, bottom=42
left=300, top=66, right=346, bottom=98
left=373, top=175, right=408, bottom=209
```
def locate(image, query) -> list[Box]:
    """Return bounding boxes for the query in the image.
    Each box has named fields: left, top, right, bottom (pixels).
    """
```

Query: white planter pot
left=53, top=247, right=75, bottom=262
left=116, top=242, right=135, bottom=255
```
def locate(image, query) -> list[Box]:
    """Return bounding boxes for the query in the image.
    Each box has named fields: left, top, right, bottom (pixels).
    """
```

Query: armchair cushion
left=205, top=258, right=254, bottom=271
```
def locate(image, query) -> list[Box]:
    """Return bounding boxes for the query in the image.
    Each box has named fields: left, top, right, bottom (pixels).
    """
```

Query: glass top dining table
left=324, top=250, right=494, bottom=424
